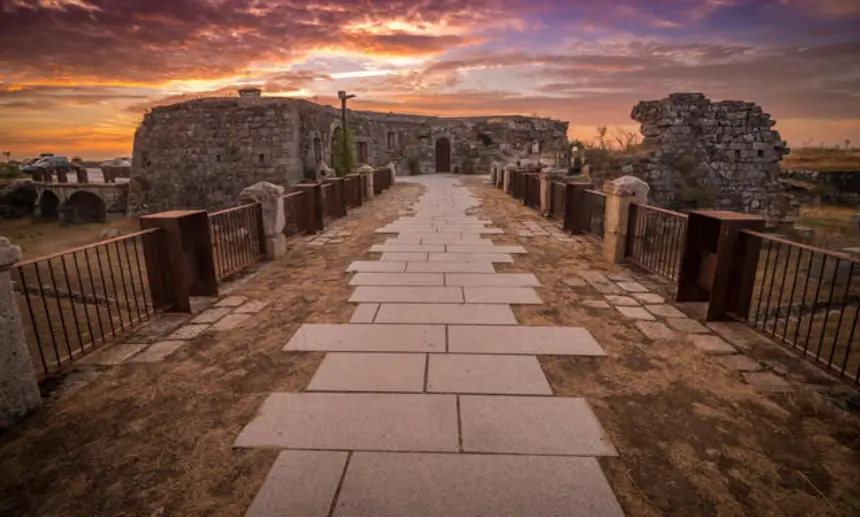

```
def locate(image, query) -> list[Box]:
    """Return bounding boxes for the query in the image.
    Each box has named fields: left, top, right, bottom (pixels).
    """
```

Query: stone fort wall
left=129, top=90, right=569, bottom=214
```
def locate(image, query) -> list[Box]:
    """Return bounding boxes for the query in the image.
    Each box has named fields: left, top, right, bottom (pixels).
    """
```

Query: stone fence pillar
left=0, top=237, right=42, bottom=428
left=240, top=182, right=286, bottom=260
left=359, top=165, right=374, bottom=199
left=387, top=162, right=396, bottom=185
left=540, top=170, right=565, bottom=217
left=602, top=176, right=649, bottom=264
left=503, top=164, right=516, bottom=194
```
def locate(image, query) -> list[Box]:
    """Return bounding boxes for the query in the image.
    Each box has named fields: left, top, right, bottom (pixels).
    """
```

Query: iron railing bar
left=793, top=250, right=815, bottom=347
left=132, top=236, right=151, bottom=315
left=754, top=240, right=773, bottom=327
left=122, top=238, right=143, bottom=322
left=783, top=246, right=804, bottom=342
left=814, top=258, right=841, bottom=360
left=47, top=259, right=74, bottom=361
left=84, top=247, right=106, bottom=343
left=772, top=244, right=792, bottom=340
left=111, top=241, right=132, bottom=328
left=18, top=268, right=49, bottom=375
left=12, top=229, right=160, bottom=268
left=72, top=251, right=96, bottom=347
left=761, top=241, right=781, bottom=334
left=94, top=246, right=117, bottom=338
left=828, top=262, right=854, bottom=369
left=60, top=255, right=85, bottom=354
left=33, top=263, right=62, bottom=369
left=804, top=254, right=828, bottom=354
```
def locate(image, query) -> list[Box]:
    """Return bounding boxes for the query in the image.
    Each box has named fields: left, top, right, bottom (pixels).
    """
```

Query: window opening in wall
left=387, top=131, right=395, bottom=150
left=734, top=150, right=741, bottom=161
left=357, top=141, right=368, bottom=164
left=258, top=153, right=265, bottom=164
left=757, top=149, right=764, bottom=158
left=216, top=154, right=221, bottom=163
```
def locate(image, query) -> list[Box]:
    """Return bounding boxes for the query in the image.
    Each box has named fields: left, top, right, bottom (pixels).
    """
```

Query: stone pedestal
left=0, top=237, right=41, bottom=428
left=359, top=165, right=374, bottom=199
left=602, top=176, right=649, bottom=264
left=240, top=182, right=287, bottom=260
left=387, top=162, right=396, bottom=185
left=539, top=170, right=565, bottom=217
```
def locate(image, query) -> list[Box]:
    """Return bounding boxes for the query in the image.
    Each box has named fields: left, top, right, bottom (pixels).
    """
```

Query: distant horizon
left=2, top=1, right=859, bottom=159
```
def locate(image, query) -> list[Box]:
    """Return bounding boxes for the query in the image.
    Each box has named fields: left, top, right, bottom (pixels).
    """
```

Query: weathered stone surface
left=448, top=325, right=605, bottom=356
left=380, top=252, right=428, bottom=262
left=444, top=273, right=540, bottom=287
left=191, top=307, right=232, bottom=324
left=617, top=281, right=649, bottom=293
left=615, top=306, right=656, bottom=320
left=245, top=450, right=348, bottom=517
left=168, top=324, right=210, bottom=339
left=460, top=396, right=617, bottom=456
left=349, top=286, right=463, bottom=303
left=563, top=277, right=588, bottom=287
left=234, top=393, right=458, bottom=451
left=375, top=303, right=517, bottom=325
left=666, top=317, right=710, bottom=334
left=742, top=372, right=792, bottom=392
left=688, top=334, right=738, bottom=355
left=427, top=354, right=552, bottom=395
left=406, top=262, right=496, bottom=273
left=350, top=272, right=444, bottom=286
left=211, top=314, right=252, bottom=331
left=239, top=182, right=285, bottom=236
left=234, top=300, right=269, bottom=313
left=333, top=453, right=625, bottom=517
left=308, top=353, right=426, bottom=392
left=633, top=292, right=666, bottom=304
left=579, top=272, right=621, bottom=294
left=215, top=296, right=248, bottom=307
left=126, top=341, right=185, bottom=363
left=349, top=303, right=379, bottom=323
left=644, top=304, right=687, bottom=318
left=635, top=321, right=675, bottom=340
left=605, top=295, right=639, bottom=306
left=284, top=324, right=445, bottom=352
left=716, top=354, right=762, bottom=372
left=369, top=244, right=446, bottom=253
left=346, top=261, right=407, bottom=273
left=445, top=245, right=527, bottom=254
left=428, top=253, right=513, bottom=263
left=76, top=343, right=148, bottom=365
left=582, top=299, right=611, bottom=309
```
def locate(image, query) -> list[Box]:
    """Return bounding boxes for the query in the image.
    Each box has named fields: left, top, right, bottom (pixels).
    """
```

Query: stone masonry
left=129, top=89, right=569, bottom=214
left=586, top=93, right=789, bottom=214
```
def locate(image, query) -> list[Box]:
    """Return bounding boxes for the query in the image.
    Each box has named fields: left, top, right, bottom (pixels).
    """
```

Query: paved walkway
left=234, top=176, right=626, bottom=517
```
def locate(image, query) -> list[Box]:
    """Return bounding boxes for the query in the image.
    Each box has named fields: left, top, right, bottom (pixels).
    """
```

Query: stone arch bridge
left=34, top=182, right=129, bottom=223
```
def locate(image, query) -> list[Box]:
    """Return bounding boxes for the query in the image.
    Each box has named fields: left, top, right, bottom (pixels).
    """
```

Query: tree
left=596, top=126, right=608, bottom=150
left=331, top=128, right=356, bottom=177
left=846, top=138, right=852, bottom=149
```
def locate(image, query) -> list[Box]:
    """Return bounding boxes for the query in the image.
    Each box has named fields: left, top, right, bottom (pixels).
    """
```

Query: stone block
left=666, top=318, right=710, bottom=334
left=234, top=393, right=458, bottom=451
left=245, top=450, right=348, bottom=517
left=380, top=252, right=428, bottom=262
left=284, top=324, right=445, bottom=353
left=462, top=287, right=542, bottom=304
left=615, top=306, right=656, bottom=320
left=349, top=303, right=379, bottom=323
left=349, top=286, right=464, bottom=303
left=126, top=341, right=185, bottom=363
left=234, top=300, right=269, bottom=313
left=448, top=325, right=605, bottom=356
left=633, top=293, right=666, bottom=304
left=580, top=271, right=621, bottom=294
left=742, top=372, right=791, bottom=392
left=215, top=296, right=248, bottom=307
left=369, top=245, right=446, bottom=253
left=350, top=273, right=444, bottom=286
left=406, top=262, right=496, bottom=273
left=428, top=253, right=514, bottom=263
left=444, top=273, right=540, bottom=287
left=617, top=281, right=649, bottom=293
left=210, top=313, right=252, bottom=331
left=605, top=295, right=639, bottom=306
left=347, top=261, right=407, bottom=273
left=445, top=245, right=527, bottom=254
left=460, top=396, right=617, bottom=456
left=334, top=453, right=625, bottom=517
left=634, top=321, right=675, bottom=340
left=168, top=324, right=210, bottom=340
left=375, top=303, right=517, bottom=325
left=191, top=307, right=232, bottom=324
left=308, top=353, right=426, bottom=392
left=563, top=277, right=588, bottom=287
left=688, top=334, right=738, bottom=355
left=76, top=343, right=147, bottom=365
left=427, top=354, right=552, bottom=395
left=582, top=299, right=611, bottom=309
left=716, top=354, right=761, bottom=372
left=644, top=304, right=687, bottom=318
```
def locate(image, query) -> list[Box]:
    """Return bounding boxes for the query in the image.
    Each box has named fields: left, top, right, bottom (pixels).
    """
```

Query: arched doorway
left=435, top=138, right=451, bottom=173
left=38, top=191, right=60, bottom=220
left=66, top=191, right=107, bottom=223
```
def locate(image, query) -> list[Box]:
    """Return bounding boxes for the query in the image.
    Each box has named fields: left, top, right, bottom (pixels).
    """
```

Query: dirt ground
left=0, top=217, right=138, bottom=259
left=2, top=177, right=859, bottom=517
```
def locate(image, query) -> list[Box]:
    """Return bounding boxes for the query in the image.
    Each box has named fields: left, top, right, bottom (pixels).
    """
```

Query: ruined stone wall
left=130, top=92, right=568, bottom=214
left=587, top=93, right=789, bottom=213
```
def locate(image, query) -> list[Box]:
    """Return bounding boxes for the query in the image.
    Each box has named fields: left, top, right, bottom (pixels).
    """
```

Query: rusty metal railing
left=580, top=189, right=606, bottom=237
left=208, top=203, right=265, bottom=281
left=626, top=204, right=688, bottom=281
left=548, top=180, right=566, bottom=219
left=12, top=229, right=165, bottom=378
left=524, top=173, right=540, bottom=210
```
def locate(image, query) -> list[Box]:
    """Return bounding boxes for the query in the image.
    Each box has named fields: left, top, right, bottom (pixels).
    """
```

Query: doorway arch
left=435, top=138, right=451, bottom=173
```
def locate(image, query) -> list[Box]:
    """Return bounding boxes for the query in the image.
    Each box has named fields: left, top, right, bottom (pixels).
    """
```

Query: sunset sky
left=1, top=0, right=859, bottom=160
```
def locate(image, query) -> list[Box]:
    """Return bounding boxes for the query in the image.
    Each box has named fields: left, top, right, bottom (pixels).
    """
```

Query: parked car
left=23, top=156, right=70, bottom=173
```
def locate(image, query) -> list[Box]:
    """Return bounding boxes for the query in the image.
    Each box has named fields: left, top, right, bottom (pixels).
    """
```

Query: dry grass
left=782, top=147, right=860, bottom=172
left=0, top=217, right=138, bottom=260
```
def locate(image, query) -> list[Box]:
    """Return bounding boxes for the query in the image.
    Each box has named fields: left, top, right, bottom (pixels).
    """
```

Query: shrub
left=332, top=128, right=356, bottom=177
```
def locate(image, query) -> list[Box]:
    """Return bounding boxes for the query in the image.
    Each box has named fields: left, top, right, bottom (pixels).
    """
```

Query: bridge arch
left=38, top=190, right=61, bottom=220
left=66, top=190, right=107, bottom=222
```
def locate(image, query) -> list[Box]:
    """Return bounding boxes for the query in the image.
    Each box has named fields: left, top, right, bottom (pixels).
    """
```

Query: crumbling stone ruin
left=586, top=93, right=789, bottom=215
left=129, top=89, right=568, bottom=214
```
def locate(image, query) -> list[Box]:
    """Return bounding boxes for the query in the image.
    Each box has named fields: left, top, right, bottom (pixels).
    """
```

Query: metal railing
left=737, top=231, right=860, bottom=383
left=209, top=203, right=265, bottom=280
left=524, top=174, right=541, bottom=209
left=626, top=204, right=688, bottom=281
left=549, top=180, right=566, bottom=219
left=345, top=175, right=362, bottom=207
left=282, top=191, right=308, bottom=237
left=580, top=190, right=606, bottom=237
left=320, top=182, right=335, bottom=220
left=12, top=229, right=165, bottom=378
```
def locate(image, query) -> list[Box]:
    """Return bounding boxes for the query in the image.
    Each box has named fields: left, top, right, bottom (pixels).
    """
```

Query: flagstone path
left=234, top=176, right=626, bottom=517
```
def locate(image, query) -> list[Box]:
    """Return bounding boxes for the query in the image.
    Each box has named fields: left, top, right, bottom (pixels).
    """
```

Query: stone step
left=349, top=272, right=444, bottom=286
left=375, top=303, right=517, bottom=325
left=406, top=262, right=496, bottom=273
left=234, top=393, right=458, bottom=452
left=349, top=286, right=464, bottom=303
left=427, top=354, right=552, bottom=395
left=444, top=273, right=540, bottom=287
left=333, top=453, right=625, bottom=517
left=463, top=287, right=542, bottom=304
left=428, top=253, right=513, bottom=263
left=448, top=325, right=605, bottom=355
left=284, top=323, right=445, bottom=352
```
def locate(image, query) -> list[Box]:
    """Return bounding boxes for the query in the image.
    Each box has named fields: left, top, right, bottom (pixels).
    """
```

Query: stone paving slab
left=234, top=393, right=458, bottom=452
left=349, top=303, right=379, bottom=323
left=245, top=450, right=348, bottom=517
left=308, top=353, right=426, bottom=392
left=284, top=324, right=446, bottom=352
left=445, top=245, right=527, bottom=254
left=717, top=354, right=762, bottom=372
left=633, top=293, right=666, bottom=304
left=580, top=271, right=622, bottom=294
left=406, top=261, right=496, bottom=273
left=333, top=452, right=625, bottom=517
left=168, top=323, right=210, bottom=340
left=234, top=300, right=270, bottom=314
left=615, top=306, right=656, bottom=320
left=428, top=253, right=513, bottom=263
left=635, top=321, right=675, bottom=340
left=380, top=252, right=428, bottom=261
left=369, top=244, right=446, bottom=253
left=617, top=281, right=649, bottom=293
left=742, top=372, right=792, bottom=392
left=463, top=287, right=542, bottom=304
left=349, top=272, right=444, bottom=286
left=645, top=304, right=687, bottom=318
left=448, top=325, right=606, bottom=355
left=211, top=313, right=252, bottom=331
left=77, top=343, right=147, bottom=365
left=215, top=296, right=248, bottom=307
left=191, top=307, right=233, bottom=324
left=427, top=354, right=552, bottom=395
left=349, top=286, right=464, bottom=303
left=375, top=303, right=518, bottom=325
left=605, top=295, right=639, bottom=306
left=444, top=273, right=540, bottom=287
left=666, top=317, right=710, bottom=333
left=688, top=334, right=738, bottom=355
left=346, top=261, right=407, bottom=273
left=460, top=396, right=618, bottom=456
left=436, top=227, right=503, bottom=234
left=126, top=341, right=185, bottom=363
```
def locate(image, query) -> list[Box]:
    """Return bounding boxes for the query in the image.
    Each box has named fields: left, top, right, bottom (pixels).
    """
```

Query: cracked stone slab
left=580, top=271, right=621, bottom=294
left=742, top=372, right=792, bottom=392
left=215, top=296, right=247, bottom=307
left=617, top=281, right=649, bottom=293
left=77, top=343, right=147, bottom=365
left=688, top=334, right=738, bottom=355
left=168, top=324, right=210, bottom=340
left=462, top=287, right=542, bottom=304
left=126, top=341, right=185, bottom=363
left=633, top=293, right=666, bottom=304
left=308, top=353, right=426, bottom=392
left=645, top=304, right=687, bottom=318
left=428, top=253, right=514, bottom=263
left=349, top=303, right=379, bottom=323
left=245, top=450, right=348, bottom=517
left=666, top=318, right=710, bottom=334
left=375, top=303, right=517, bottom=325
left=235, top=393, right=458, bottom=451
left=234, top=300, right=270, bottom=313
left=582, top=299, right=611, bottom=309
left=460, top=396, right=617, bottom=456
left=191, top=307, right=233, bottom=324
left=607, top=273, right=634, bottom=282
left=406, top=261, right=496, bottom=273
left=716, top=354, right=762, bottom=372
left=615, top=306, right=656, bottom=320
left=284, top=324, right=446, bottom=352
left=635, top=321, right=675, bottom=340
left=211, top=314, right=252, bottom=331
left=349, top=286, right=463, bottom=303
left=333, top=452, right=625, bottom=517
left=346, top=261, right=407, bottom=273
left=448, top=325, right=605, bottom=356
left=605, top=295, right=639, bottom=306
left=444, top=273, right=540, bottom=287
left=427, top=354, right=552, bottom=395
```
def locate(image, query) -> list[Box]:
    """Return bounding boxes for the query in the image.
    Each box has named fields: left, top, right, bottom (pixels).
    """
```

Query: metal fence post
left=295, top=183, right=324, bottom=233
left=563, top=183, right=589, bottom=235
left=0, top=237, right=42, bottom=428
